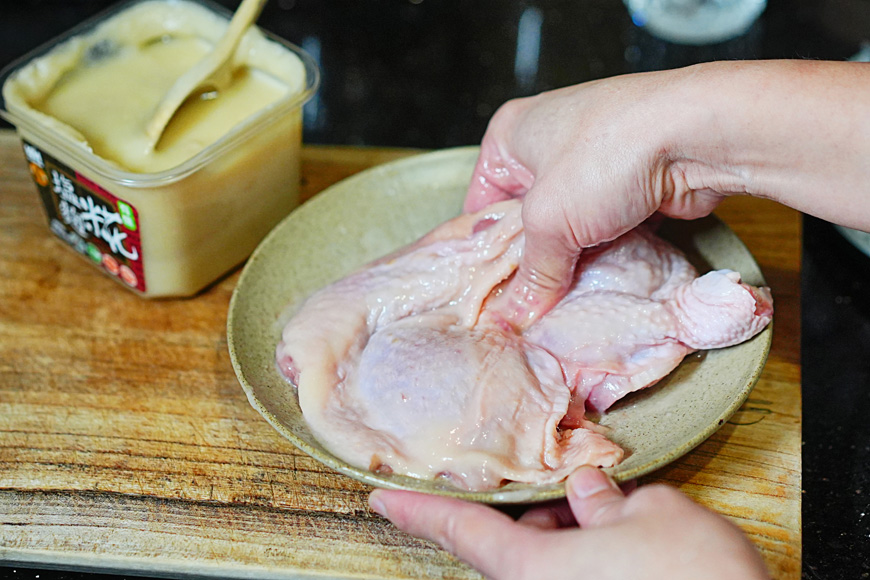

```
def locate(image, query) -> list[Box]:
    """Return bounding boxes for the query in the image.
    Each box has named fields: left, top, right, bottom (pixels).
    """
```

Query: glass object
left=624, top=0, right=767, bottom=45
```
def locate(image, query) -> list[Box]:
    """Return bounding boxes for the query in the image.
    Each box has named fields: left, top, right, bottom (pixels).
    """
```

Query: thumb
left=369, top=488, right=539, bottom=579
left=565, top=466, right=627, bottom=529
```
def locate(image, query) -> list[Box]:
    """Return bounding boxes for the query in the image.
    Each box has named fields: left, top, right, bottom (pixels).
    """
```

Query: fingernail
left=368, top=491, right=388, bottom=517
left=568, top=466, right=618, bottom=500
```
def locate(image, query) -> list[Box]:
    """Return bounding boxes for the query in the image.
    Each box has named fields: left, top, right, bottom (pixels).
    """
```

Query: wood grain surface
left=0, top=129, right=801, bottom=578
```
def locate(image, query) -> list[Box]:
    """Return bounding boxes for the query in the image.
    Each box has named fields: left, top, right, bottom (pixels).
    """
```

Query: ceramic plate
left=227, top=147, right=772, bottom=504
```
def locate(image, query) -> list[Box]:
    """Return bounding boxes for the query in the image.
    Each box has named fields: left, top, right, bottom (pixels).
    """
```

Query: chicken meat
left=276, top=199, right=773, bottom=490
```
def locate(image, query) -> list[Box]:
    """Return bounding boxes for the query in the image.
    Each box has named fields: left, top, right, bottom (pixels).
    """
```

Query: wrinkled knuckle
left=524, top=262, right=568, bottom=294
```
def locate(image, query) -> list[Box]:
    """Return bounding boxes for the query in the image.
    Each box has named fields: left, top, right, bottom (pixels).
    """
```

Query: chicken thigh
left=276, top=199, right=773, bottom=490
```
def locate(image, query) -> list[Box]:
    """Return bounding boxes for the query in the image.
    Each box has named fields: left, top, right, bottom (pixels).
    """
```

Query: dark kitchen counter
left=801, top=217, right=870, bottom=580
left=1, top=1, right=868, bottom=578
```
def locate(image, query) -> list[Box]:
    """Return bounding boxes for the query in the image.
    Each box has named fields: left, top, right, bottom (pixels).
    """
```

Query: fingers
left=464, top=140, right=536, bottom=213
left=464, top=161, right=515, bottom=213
left=463, top=98, right=583, bottom=325
left=565, top=466, right=627, bottom=529
left=499, top=193, right=580, bottom=328
left=517, top=474, right=636, bottom=530
left=369, top=489, right=539, bottom=579
left=618, top=478, right=638, bottom=495
left=516, top=500, right=576, bottom=530
left=463, top=100, right=536, bottom=214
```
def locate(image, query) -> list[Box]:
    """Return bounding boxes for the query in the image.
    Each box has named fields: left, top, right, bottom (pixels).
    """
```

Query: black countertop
left=1, top=1, right=869, bottom=578
left=801, top=218, right=870, bottom=580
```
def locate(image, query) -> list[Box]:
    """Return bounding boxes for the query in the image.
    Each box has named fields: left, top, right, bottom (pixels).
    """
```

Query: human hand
left=464, top=71, right=729, bottom=326
left=466, top=60, right=870, bottom=326
left=369, top=466, right=769, bottom=580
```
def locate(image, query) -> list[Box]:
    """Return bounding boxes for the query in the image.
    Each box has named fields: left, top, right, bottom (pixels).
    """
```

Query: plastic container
left=0, top=0, right=320, bottom=297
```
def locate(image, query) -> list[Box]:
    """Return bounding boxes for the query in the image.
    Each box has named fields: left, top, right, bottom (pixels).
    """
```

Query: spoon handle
left=144, top=0, right=269, bottom=147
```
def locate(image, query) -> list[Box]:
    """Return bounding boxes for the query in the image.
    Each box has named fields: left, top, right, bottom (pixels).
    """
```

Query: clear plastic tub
left=0, top=0, right=320, bottom=297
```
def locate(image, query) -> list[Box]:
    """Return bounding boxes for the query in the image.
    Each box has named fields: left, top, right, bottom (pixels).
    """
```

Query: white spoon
left=144, top=0, right=269, bottom=150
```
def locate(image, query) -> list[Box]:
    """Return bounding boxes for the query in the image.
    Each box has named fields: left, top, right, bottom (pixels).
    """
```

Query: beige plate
left=227, top=146, right=772, bottom=505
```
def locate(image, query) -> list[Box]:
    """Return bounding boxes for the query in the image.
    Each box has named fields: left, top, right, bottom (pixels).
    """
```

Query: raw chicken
left=276, top=199, right=773, bottom=491
left=525, top=228, right=773, bottom=414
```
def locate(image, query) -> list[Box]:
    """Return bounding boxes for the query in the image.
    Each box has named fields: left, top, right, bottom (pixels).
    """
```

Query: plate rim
left=227, top=146, right=773, bottom=504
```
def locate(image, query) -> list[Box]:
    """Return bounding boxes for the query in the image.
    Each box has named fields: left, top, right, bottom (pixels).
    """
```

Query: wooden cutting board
left=0, top=129, right=801, bottom=578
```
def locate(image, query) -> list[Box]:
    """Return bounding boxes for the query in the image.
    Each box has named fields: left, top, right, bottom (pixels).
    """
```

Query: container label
left=22, top=141, right=146, bottom=292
